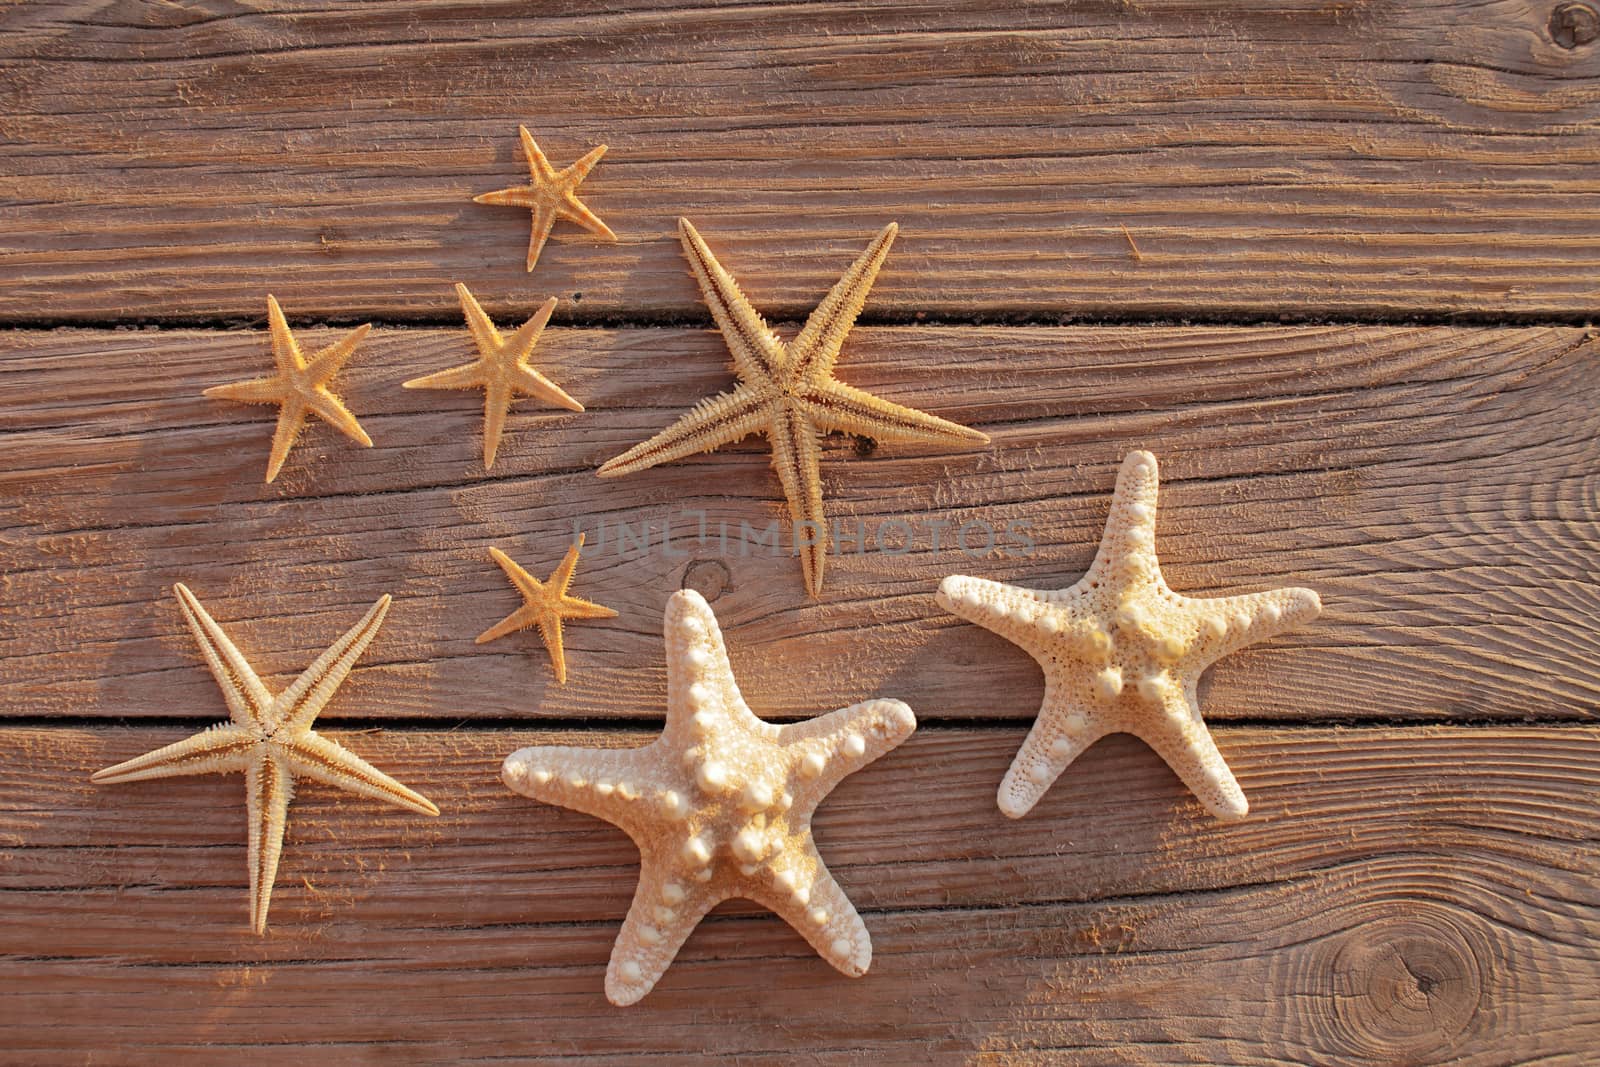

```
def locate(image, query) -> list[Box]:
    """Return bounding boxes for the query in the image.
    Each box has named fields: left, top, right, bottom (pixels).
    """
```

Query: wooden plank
left=4, top=0, right=1600, bottom=323
left=3, top=323, right=1597, bottom=722
left=2, top=725, right=1596, bottom=1063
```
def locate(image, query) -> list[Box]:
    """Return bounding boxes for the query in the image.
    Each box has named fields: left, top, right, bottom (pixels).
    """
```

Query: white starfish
left=937, top=451, right=1322, bottom=821
left=501, top=589, right=917, bottom=1005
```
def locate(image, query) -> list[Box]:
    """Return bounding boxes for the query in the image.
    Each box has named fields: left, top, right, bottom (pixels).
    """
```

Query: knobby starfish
left=403, top=284, right=583, bottom=468
left=598, top=218, right=989, bottom=596
left=476, top=534, right=617, bottom=684
left=204, top=295, right=374, bottom=483
left=473, top=126, right=616, bottom=271
left=501, top=589, right=917, bottom=1005
left=936, top=451, right=1321, bottom=821
left=91, top=584, right=439, bottom=933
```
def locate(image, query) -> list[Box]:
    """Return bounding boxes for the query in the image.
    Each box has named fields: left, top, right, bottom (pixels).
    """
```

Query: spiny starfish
left=501, top=589, right=917, bottom=1005
left=403, top=283, right=583, bottom=468
left=91, top=585, right=438, bottom=932
left=473, top=126, right=616, bottom=271
left=204, top=295, right=374, bottom=483
left=476, top=534, right=618, bottom=684
left=598, top=218, right=989, bottom=596
left=936, top=451, right=1321, bottom=822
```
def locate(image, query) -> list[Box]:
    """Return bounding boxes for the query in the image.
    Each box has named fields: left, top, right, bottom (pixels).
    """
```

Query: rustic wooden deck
left=2, top=2, right=1598, bottom=1063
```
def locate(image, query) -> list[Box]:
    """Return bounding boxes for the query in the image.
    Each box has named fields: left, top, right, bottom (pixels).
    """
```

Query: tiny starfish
left=403, top=283, right=583, bottom=468
left=91, top=584, right=439, bottom=933
left=473, top=126, right=616, bottom=271
left=476, top=534, right=617, bottom=684
left=204, top=295, right=374, bottom=483
left=598, top=218, right=989, bottom=596
left=936, top=451, right=1321, bottom=822
left=502, top=589, right=917, bottom=1005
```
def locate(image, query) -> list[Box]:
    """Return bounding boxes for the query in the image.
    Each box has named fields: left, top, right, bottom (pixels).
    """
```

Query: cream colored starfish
left=598, top=218, right=989, bottom=596
left=936, top=451, right=1321, bottom=822
left=473, top=126, right=616, bottom=271
left=502, top=588, right=916, bottom=1005
left=403, top=284, right=583, bottom=468
left=476, top=534, right=617, bottom=684
left=204, top=295, right=374, bottom=483
left=90, top=584, right=439, bottom=933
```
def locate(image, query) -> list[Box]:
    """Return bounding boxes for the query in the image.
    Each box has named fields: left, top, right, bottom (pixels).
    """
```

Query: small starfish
left=204, top=295, right=374, bottom=483
left=598, top=218, right=989, bottom=596
left=476, top=534, right=617, bottom=684
left=502, top=589, right=916, bottom=1005
left=473, top=126, right=616, bottom=271
left=936, top=451, right=1321, bottom=822
left=403, top=283, right=583, bottom=468
left=91, top=584, right=438, bottom=933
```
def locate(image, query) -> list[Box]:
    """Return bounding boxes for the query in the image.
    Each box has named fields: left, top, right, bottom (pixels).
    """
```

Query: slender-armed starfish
left=91, top=585, right=439, bottom=932
left=502, top=589, right=917, bottom=1004
left=473, top=126, right=616, bottom=271
left=476, top=534, right=617, bottom=684
left=204, top=295, right=374, bottom=483
left=598, top=218, right=989, bottom=596
left=937, top=451, right=1321, bottom=821
left=403, top=284, right=583, bottom=468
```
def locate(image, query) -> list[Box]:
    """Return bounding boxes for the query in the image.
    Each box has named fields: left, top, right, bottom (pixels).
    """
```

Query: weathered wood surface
left=2, top=725, right=1596, bottom=1064
left=4, top=0, right=1600, bottom=323
left=4, top=323, right=1597, bottom=723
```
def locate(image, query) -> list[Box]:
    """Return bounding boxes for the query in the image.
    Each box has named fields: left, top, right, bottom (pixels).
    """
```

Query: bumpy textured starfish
left=204, top=295, right=374, bottom=483
left=473, top=126, right=616, bottom=271
left=403, top=284, right=583, bottom=468
left=937, top=451, right=1321, bottom=822
left=598, top=218, right=989, bottom=596
left=476, top=534, right=617, bottom=684
left=502, top=589, right=916, bottom=1005
left=91, top=584, right=439, bottom=933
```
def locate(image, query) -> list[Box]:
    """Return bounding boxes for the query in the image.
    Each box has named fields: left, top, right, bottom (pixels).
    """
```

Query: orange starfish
left=476, top=535, right=617, bottom=684
left=403, top=284, right=583, bottom=468
left=473, top=126, right=616, bottom=271
left=204, top=295, right=373, bottom=483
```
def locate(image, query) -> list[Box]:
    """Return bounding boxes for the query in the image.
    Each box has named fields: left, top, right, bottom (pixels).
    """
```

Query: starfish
left=90, top=584, right=439, bottom=933
left=501, top=588, right=917, bottom=1005
left=403, top=283, right=583, bottom=468
left=598, top=218, right=989, bottom=596
left=204, top=295, right=374, bottom=483
left=473, top=126, right=616, bottom=271
left=476, top=534, right=618, bottom=684
left=936, top=450, right=1321, bottom=822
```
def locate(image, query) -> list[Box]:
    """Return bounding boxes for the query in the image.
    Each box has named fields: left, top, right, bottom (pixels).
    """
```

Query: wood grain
left=2, top=725, right=1595, bottom=1064
left=4, top=323, right=1597, bottom=723
left=4, top=0, right=1600, bottom=323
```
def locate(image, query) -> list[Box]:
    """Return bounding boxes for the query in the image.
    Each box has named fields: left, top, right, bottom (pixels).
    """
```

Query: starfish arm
left=595, top=384, right=769, bottom=477
left=1085, top=450, right=1163, bottom=589
left=787, top=222, right=897, bottom=385
left=510, top=364, right=584, bottom=411
left=677, top=217, right=783, bottom=382
left=1178, top=586, right=1323, bottom=668
left=454, top=281, right=506, bottom=358
left=501, top=744, right=650, bottom=835
left=401, top=361, right=486, bottom=392
left=659, top=589, right=754, bottom=741
left=265, top=295, right=305, bottom=375
left=745, top=844, right=873, bottom=978
left=536, top=614, right=568, bottom=684
left=203, top=376, right=287, bottom=405
left=172, top=583, right=273, bottom=727
left=246, top=753, right=293, bottom=934
left=1135, top=690, right=1250, bottom=821
left=89, top=723, right=258, bottom=785
left=605, top=861, right=719, bottom=1006
left=769, top=407, right=829, bottom=597
left=546, top=537, right=585, bottom=597
left=778, top=698, right=917, bottom=805
left=271, top=595, right=391, bottom=734
left=995, top=684, right=1107, bottom=819
left=476, top=603, right=541, bottom=645
left=559, top=595, right=620, bottom=621
left=559, top=142, right=608, bottom=185
left=482, top=381, right=512, bottom=469
left=502, top=294, right=556, bottom=360
left=472, top=184, right=537, bottom=208
left=935, top=575, right=1075, bottom=660
left=303, top=323, right=372, bottom=384
left=304, top=389, right=373, bottom=448
left=559, top=192, right=617, bottom=241
left=518, top=125, right=559, bottom=181
left=279, top=731, right=440, bottom=816
left=800, top=379, right=989, bottom=447
left=486, top=546, right=546, bottom=603
left=264, top=398, right=309, bottom=483
left=523, top=207, right=559, bottom=272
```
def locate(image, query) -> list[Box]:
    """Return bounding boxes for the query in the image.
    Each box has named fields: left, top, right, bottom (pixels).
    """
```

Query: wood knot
left=680, top=559, right=732, bottom=602
left=1550, top=2, right=1600, bottom=47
